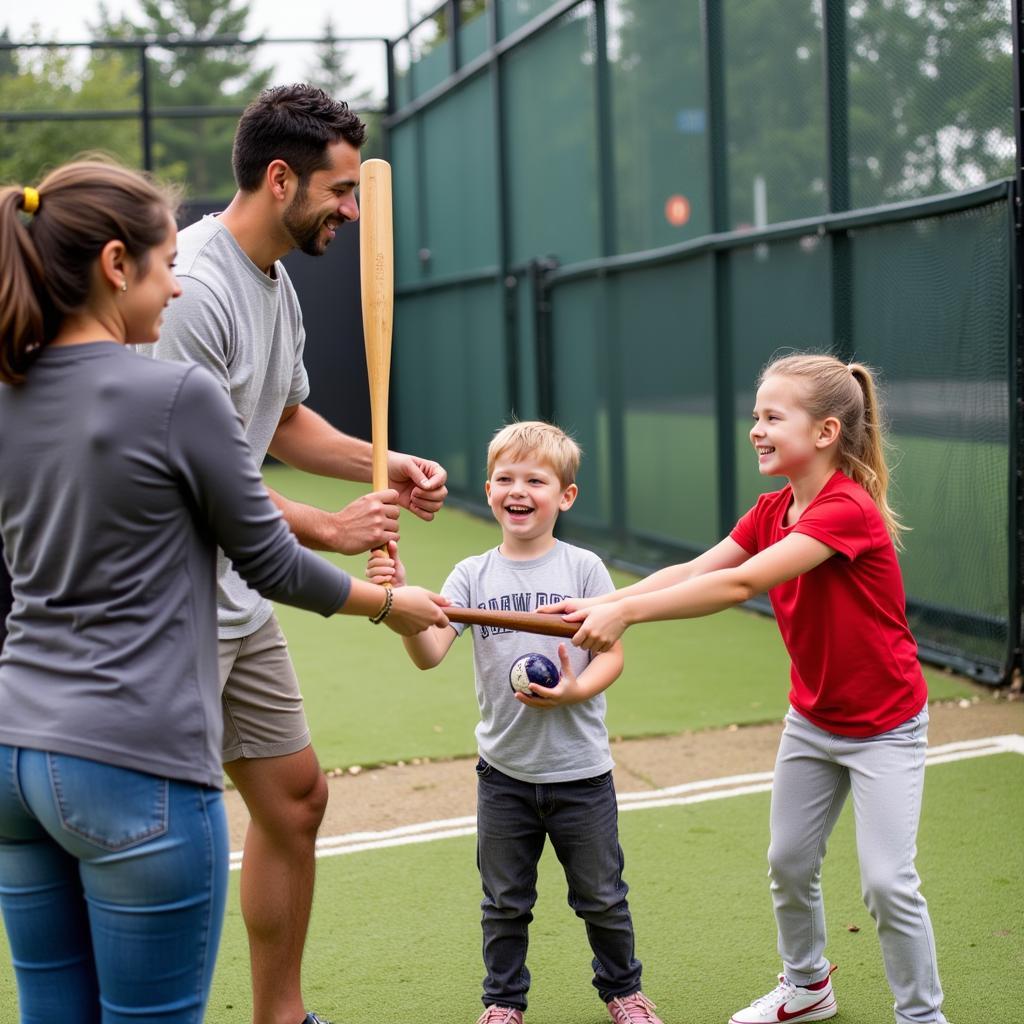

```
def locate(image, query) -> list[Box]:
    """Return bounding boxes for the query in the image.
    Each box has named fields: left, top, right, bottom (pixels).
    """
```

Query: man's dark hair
left=232, top=84, right=367, bottom=192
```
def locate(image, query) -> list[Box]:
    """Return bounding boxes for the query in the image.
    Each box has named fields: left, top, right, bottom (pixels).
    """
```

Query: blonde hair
left=760, top=352, right=907, bottom=547
left=486, top=420, right=581, bottom=488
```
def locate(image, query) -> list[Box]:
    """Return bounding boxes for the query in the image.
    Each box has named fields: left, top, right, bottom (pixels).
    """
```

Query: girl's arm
left=540, top=537, right=752, bottom=614
left=516, top=642, right=623, bottom=708
left=568, top=533, right=836, bottom=652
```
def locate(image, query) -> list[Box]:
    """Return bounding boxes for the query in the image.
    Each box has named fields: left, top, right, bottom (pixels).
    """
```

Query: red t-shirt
left=730, top=470, right=927, bottom=737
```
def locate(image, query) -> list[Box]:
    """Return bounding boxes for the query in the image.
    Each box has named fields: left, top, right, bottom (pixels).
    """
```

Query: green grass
left=269, top=470, right=978, bottom=771
left=197, top=750, right=1022, bottom=1023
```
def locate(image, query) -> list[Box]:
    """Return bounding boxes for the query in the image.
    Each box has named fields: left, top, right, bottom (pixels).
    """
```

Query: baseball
left=509, top=652, right=560, bottom=696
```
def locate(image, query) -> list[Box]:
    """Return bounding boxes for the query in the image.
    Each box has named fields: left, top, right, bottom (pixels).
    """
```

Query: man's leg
left=226, top=748, right=328, bottom=1024
left=220, top=616, right=329, bottom=1024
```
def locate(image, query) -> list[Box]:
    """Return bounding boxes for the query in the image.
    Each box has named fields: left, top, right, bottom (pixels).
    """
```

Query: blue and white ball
left=509, top=653, right=560, bottom=696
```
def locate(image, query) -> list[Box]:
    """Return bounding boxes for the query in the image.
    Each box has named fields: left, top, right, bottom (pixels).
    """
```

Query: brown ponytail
left=0, top=186, right=46, bottom=383
left=0, top=159, right=178, bottom=385
left=760, top=352, right=908, bottom=547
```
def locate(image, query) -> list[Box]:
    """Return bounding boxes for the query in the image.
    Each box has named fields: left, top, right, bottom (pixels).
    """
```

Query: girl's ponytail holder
left=22, top=187, right=40, bottom=215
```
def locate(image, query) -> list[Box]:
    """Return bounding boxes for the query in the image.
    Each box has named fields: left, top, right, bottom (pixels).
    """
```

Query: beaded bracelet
left=369, top=587, right=394, bottom=624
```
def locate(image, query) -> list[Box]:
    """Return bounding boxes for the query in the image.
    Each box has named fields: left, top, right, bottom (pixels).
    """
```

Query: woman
left=0, top=160, right=448, bottom=1023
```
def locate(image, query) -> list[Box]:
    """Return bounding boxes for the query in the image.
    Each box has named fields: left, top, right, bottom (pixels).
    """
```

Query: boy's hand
left=515, top=644, right=579, bottom=709
left=366, top=540, right=407, bottom=587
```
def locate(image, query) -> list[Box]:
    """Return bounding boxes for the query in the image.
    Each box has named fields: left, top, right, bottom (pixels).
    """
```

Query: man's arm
left=269, top=403, right=449, bottom=521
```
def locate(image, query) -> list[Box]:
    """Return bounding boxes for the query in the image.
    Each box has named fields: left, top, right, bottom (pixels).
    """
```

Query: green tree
left=0, top=30, right=141, bottom=184
left=846, top=0, right=1013, bottom=204
left=93, top=0, right=274, bottom=199
left=609, top=0, right=1013, bottom=229
left=308, top=15, right=384, bottom=157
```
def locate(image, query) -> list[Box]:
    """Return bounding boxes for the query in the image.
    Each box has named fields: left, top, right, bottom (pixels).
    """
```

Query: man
left=147, top=84, right=448, bottom=1024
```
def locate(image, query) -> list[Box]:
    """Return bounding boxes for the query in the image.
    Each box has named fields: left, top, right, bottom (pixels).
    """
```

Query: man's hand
left=387, top=452, right=448, bottom=521
left=327, top=490, right=401, bottom=555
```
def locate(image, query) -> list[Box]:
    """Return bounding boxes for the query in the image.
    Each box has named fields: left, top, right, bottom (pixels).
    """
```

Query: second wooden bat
left=359, top=158, right=394, bottom=560
left=445, top=607, right=579, bottom=639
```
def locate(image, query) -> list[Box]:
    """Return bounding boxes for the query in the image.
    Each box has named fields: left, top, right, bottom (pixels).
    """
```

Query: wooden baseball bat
left=359, top=159, right=394, bottom=564
left=445, top=608, right=579, bottom=639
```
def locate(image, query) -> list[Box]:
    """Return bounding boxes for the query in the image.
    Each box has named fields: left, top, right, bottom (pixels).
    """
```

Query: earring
left=120, top=280, right=128, bottom=293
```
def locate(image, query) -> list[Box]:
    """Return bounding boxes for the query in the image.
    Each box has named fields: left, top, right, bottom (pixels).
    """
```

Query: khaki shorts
left=218, top=614, right=311, bottom=763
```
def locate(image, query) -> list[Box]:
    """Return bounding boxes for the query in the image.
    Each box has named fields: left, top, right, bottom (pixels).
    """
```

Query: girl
left=0, top=161, right=448, bottom=1023
left=543, top=353, right=947, bottom=1024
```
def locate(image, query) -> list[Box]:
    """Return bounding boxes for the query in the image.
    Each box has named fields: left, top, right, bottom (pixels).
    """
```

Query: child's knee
left=768, top=841, right=812, bottom=890
left=860, top=861, right=919, bottom=917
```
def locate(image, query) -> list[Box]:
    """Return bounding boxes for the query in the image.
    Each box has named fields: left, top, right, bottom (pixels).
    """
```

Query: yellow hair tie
left=22, top=187, right=40, bottom=215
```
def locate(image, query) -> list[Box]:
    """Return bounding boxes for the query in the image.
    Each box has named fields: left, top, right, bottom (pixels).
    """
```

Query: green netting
left=612, top=259, right=719, bottom=549
left=846, top=0, right=1014, bottom=207
left=503, top=3, right=600, bottom=266
left=393, top=282, right=507, bottom=496
left=391, top=122, right=422, bottom=287
left=849, top=201, right=1011, bottom=667
left=458, top=2, right=491, bottom=63
left=730, top=235, right=834, bottom=517
left=608, top=0, right=710, bottom=250
left=421, top=74, right=499, bottom=278
left=393, top=38, right=413, bottom=109
left=723, top=0, right=826, bottom=227
left=499, top=0, right=559, bottom=37
left=409, top=19, right=452, bottom=99
left=513, top=274, right=541, bottom=420
left=549, top=278, right=614, bottom=529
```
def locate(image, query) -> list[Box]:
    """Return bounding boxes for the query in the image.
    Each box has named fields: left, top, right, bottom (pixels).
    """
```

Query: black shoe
left=303, top=1015, right=333, bottom=1024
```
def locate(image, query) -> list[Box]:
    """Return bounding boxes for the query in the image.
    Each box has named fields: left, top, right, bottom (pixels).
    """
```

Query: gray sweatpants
left=768, top=706, right=947, bottom=1024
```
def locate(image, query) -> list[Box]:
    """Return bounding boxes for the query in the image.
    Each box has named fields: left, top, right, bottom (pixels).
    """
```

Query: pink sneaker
left=607, top=992, right=663, bottom=1024
left=476, top=1007, right=524, bottom=1024
left=729, top=966, right=837, bottom=1023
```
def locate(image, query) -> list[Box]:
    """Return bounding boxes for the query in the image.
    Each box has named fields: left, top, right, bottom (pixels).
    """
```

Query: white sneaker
left=729, top=966, right=837, bottom=1023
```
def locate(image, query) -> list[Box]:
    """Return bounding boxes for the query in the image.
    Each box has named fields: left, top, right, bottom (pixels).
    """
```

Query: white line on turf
left=228, top=734, right=1024, bottom=869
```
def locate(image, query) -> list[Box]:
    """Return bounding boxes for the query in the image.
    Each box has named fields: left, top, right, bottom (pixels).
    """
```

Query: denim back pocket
left=48, top=753, right=169, bottom=851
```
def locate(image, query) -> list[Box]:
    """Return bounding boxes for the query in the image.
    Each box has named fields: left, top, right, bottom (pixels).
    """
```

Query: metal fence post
left=138, top=43, right=153, bottom=172
left=1010, top=0, right=1024, bottom=685
left=702, top=0, right=735, bottom=540
left=823, top=0, right=852, bottom=359
left=594, top=0, right=626, bottom=545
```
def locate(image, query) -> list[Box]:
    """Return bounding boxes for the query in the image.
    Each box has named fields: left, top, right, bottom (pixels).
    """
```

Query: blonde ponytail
left=760, top=353, right=908, bottom=548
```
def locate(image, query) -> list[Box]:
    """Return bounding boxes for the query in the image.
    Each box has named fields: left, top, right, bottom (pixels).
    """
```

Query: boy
left=369, top=421, right=664, bottom=1024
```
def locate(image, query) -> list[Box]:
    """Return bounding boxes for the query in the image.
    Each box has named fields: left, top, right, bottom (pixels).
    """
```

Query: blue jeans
left=0, top=746, right=228, bottom=1023
left=475, top=758, right=641, bottom=1010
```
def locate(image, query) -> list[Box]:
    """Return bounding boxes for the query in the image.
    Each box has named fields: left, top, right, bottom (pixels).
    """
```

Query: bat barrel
left=360, top=158, right=394, bottom=495
left=446, top=608, right=579, bottom=639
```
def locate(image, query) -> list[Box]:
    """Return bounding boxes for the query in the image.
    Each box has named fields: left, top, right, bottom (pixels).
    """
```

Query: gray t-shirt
left=443, top=541, right=616, bottom=784
left=0, top=342, right=350, bottom=789
left=142, top=214, right=310, bottom=639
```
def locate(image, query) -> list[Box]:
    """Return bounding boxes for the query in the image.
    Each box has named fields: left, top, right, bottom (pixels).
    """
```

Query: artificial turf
left=198, top=750, right=1023, bottom=1023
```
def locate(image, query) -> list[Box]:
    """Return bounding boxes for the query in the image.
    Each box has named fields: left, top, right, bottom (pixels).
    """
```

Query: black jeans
left=475, top=758, right=642, bottom=1010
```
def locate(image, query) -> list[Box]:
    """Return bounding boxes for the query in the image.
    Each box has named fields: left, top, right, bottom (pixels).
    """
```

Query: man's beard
left=283, top=184, right=335, bottom=256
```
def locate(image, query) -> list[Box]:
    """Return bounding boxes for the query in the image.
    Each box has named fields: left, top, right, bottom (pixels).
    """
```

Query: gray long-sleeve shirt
left=0, top=342, right=350, bottom=788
